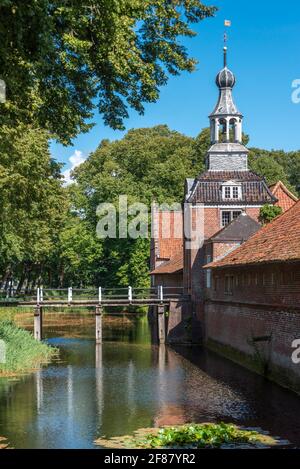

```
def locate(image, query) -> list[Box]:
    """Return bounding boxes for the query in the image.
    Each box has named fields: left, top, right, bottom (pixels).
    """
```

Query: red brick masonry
left=203, top=202, right=300, bottom=393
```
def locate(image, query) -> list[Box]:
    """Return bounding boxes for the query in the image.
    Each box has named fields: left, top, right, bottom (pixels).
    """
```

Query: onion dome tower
left=206, top=46, right=249, bottom=171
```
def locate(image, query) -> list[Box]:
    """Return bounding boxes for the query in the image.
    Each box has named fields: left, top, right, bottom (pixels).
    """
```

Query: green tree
left=57, top=217, right=103, bottom=286
left=0, top=125, right=67, bottom=290
left=0, top=0, right=216, bottom=143
left=73, top=125, right=200, bottom=209
left=71, top=125, right=202, bottom=287
left=249, top=148, right=299, bottom=195
left=259, top=204, right=283, bottom=224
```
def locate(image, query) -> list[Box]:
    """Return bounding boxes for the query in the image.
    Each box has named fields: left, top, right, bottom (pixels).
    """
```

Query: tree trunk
left=16, top=263, right=27, bottom=294
left=0, top=265, right=11, bottom=290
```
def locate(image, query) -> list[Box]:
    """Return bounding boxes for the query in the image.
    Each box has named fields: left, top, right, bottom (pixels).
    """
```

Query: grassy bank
left=0, top=320, right=57, bottom=376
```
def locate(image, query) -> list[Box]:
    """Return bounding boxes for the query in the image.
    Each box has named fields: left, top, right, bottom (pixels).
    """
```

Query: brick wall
left=205, top=301, right=300, bottom=393
left=204, top=261, right=300, bottom=393
left=203, top=208, right=220, bottom=238
left=245, top=207, right=260, bottom=221
left=208, top=263, right=300, bottom=307
left=152, top=273, right=183, bottom=288
left=151, top=208, right=183, bottom=271
left=183, top=205, right=262, bottom=341
left=183, top=205, right=261, bottom=296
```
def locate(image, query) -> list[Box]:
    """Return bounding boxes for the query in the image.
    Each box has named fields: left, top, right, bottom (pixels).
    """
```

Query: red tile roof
left=269, top=181, right=298, bottom=213
left=205, top=200, right=300, bottom=268
left=151, top=252, right=183, bottom=275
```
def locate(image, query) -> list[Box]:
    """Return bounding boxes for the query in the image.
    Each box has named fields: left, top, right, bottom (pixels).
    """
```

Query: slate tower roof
left=186, top=47, right=277, bottom=206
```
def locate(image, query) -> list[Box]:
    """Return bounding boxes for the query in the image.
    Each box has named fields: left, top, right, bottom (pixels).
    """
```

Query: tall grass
left=0, top=307, right=33, bottom=321
left=0, top=320, right=57, bottom=375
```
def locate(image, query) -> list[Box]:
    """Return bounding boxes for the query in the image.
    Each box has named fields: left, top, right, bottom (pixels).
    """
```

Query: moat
left=0, top=313, right=300, bottom=449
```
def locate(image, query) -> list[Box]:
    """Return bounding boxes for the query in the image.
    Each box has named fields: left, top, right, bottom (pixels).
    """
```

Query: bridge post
left=34, top=306, right=43, bottom=341
left=95, top=305, right=102, bottom=344
left=158, top=285, right=164, bottom=302
left=158, top=305, right=166, bottom=345
left=128, top=286, right=133, bottom=303
left=68, top=287, right=72, bottom=305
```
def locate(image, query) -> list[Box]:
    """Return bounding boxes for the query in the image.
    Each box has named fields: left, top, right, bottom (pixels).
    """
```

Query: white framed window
left=233, top=210, right=242, bottom=220
left=222, top=211, right=231, bottom=226
left=222, top=182, right=242, bottom=200
left=221, top=210, right=242, bottom=227
left=224, top=187, right=231, bottom=199
left=232, top=186, right=239, bottom=199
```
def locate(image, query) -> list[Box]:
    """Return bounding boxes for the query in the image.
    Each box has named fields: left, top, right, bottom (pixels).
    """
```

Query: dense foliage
left=0, top=320, right=56, bottom=374
left=259, top=205, right=283, bottom=224
left=71, top=125, right=206, bottom=288
left=0, top=125, right=299, bottom=290
left=0, top=0, right=216, bottom=143
left=0, top=125, right=67, bottom=291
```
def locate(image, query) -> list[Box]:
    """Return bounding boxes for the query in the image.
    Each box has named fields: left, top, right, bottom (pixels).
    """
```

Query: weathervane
left=223, top=19, right=231, bottom=68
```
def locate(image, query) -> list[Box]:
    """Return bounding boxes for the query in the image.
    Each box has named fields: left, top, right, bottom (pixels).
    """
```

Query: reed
left=0, top=320, right=57, bottom=375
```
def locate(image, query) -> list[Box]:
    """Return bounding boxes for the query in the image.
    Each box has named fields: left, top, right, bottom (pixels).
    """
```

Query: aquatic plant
left=145, top=423, right=259, bottom=449
left=96, top=422, right=287, bottom=449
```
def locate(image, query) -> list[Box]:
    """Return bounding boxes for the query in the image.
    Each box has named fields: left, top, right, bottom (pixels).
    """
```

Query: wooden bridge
left=0, top=286, right=185, bottom=345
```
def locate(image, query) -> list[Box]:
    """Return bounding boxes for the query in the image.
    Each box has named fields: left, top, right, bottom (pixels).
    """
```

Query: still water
left=0, top=313, right=300, bottom=449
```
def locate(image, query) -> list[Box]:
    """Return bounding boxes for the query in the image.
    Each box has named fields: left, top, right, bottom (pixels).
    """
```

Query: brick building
left=149, top=47, right=299, bottom=367
left=204, top=212, right=261, bottom=289
left=269, top=180, right=298, bottom=212
left=150, top=47, right=276, bottom=298
left=182, top=47, right=276, bottom=338
left=204, top=201, right=300, bottom=393
left=150, top=208, right=183, bottom=289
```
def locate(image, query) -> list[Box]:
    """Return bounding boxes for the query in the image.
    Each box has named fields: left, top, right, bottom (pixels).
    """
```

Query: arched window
left=229, top=118, right=237, bottom=143
left=218, top=118, right=227, bottom=143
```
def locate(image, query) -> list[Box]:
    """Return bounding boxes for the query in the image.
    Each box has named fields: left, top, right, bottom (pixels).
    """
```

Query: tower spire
left=206, top=41, right=248, bottom=171
left=223, top=46, right=227, bottom=68
left=223, top=20, right=231, bottom=67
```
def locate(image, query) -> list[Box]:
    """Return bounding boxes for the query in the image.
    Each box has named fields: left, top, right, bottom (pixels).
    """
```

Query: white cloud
left=63, top=150, right=86, bottom=185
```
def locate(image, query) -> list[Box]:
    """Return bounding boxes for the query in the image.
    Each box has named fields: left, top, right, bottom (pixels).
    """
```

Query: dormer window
left=232, top=186, right=239, bottom=199
left=222, top=181, right=242, bottom=200
left=224, top=186, right=231, bottom=199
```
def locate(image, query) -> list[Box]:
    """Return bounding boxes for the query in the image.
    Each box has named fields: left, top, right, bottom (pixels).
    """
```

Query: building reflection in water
left=1, top=328, right=300, bottom=449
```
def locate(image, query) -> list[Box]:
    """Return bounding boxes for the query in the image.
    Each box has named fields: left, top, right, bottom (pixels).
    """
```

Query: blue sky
left=51, top=0, right=300, bottom=176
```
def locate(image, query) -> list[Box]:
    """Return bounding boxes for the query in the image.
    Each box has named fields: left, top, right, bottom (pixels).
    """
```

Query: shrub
left=259, top=205, right=282, bottom=224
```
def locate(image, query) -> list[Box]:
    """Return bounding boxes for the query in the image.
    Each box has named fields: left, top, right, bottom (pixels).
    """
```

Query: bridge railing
left=39, top=286, right=184, bottom=303
left=0, top=286, right=185, bottom=304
